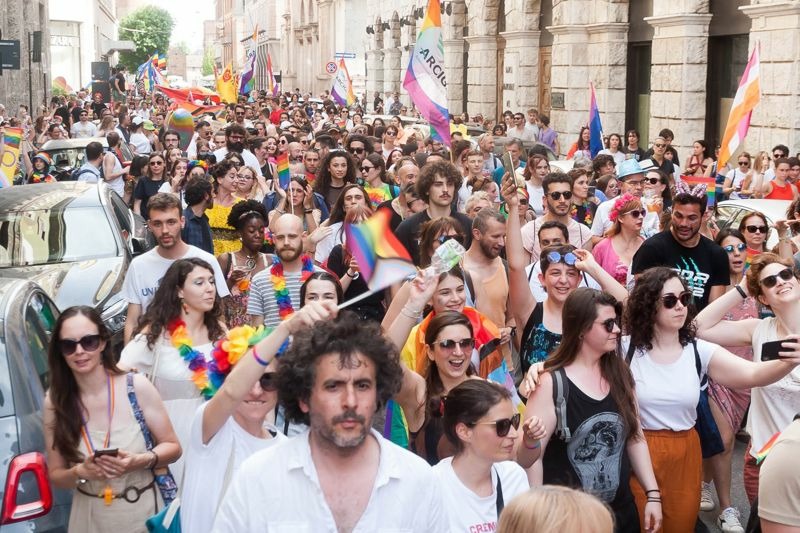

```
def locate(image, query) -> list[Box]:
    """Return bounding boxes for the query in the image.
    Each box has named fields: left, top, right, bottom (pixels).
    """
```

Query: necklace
left=79, top=372, right=115, bottom=505
left=271, top=255, right=314, bottom=320
left=238, top=250, right=257, bottom=269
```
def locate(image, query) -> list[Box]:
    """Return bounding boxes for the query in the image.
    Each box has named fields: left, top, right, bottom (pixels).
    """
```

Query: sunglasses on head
left=661, top=291, right=692, bottom=309
left=546, top=250, right=578, bottom=266
left=59, top=334, right=102, bottom=356
left=724, top=243, right=747, bottom=253
left=745, top=225, right=768, bottom=234
left=259, top=373, right=278, bottom=391
left=759, top=267, right=794, bottom=288
left=432, top=338, right=475, bottom=352
left=623, top=209, right=646, bottom=219
left=548, top=191, right=573, bottom=201
left=349, top=147, right=365, bottom=154
left=597, top=317, right=619, bottom=333
left=436, top=234, right=464, bottom=245
left=471, top=413, right=521, bottom=438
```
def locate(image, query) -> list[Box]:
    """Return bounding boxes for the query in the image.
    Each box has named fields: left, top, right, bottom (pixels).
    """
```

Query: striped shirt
left=246, top=266, right=322, bottom=327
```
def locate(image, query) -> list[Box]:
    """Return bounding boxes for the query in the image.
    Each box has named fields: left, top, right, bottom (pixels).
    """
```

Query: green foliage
left=201, top=47, right=215, bottom=76
left=118, top=6, right=175, bottom=72
left=51, top=83, right=68, bottom=97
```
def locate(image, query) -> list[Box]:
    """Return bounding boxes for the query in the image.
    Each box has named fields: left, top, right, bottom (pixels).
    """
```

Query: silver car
left=715, top=198, right=792, bottom=249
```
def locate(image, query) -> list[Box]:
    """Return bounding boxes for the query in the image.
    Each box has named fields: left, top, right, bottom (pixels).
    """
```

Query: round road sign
left=325, top=61, right=338, bottom=75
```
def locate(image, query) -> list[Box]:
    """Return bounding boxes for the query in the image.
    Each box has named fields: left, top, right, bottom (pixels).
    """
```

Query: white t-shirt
left=433, top=458, right=529, bottom=533
left=104, top=152, right=125, bottom=196
left=525, top=181, right=545, bottom=217
left=70, top=120, right=98, bottom=138
left=212, top=147, right=263, bottom=176
left=120, top=245, right=230, bottom=312
left=725, top=168, right=751, bottom=199
left=525, top=261, right=600, bottom=301
left=763, top=167, right=776, bottom=183
left=520, top=217, right=592, bottom=261
left=181, top=402, right=287, bottom=533
left=591, top=196, right=660, bottom=239
left=130, top=131, right=152, bottom=154
left=623, top=336, right=716, bottom=431
left=598, top=149, right=626, bottom=166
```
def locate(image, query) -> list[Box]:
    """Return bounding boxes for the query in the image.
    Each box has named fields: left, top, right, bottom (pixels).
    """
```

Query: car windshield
left=44, top=147, right=85, bottom=169
left=0, top=207, right=118, bottom=267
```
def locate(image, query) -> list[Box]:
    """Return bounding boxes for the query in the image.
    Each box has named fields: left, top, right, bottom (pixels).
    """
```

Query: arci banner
left=331, top=58, right=355, bottom=106
left=403, top=0, right=450, bottom=146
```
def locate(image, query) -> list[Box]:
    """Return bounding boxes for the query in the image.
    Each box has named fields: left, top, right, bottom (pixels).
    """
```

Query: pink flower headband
left=609, top=193, right=638, bottom=222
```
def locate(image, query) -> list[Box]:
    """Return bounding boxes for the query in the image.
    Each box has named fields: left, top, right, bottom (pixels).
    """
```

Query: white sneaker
left=717, top=507, right=744, bottom=533
left=700, top=481, right=716, bottom=512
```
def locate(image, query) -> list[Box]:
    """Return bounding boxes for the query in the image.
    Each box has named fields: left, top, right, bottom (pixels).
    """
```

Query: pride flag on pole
left=0, top=127, right=22, bottom=188
left=216, top=63, right=238, bottom=104
left=344, top=208, right=416, bottom=292
left=266, top=52, right=278, bottom=96
left=331, top=59, right=355, bottom=106
left=403, top=0, right=450, bottom=146
left=718, top=44, right=761, bottom=169
left=589, top=82, right=604, bottom=158
left=239, top=50, right=257, bottom=96
left=276, top=152, right=290, bottom=189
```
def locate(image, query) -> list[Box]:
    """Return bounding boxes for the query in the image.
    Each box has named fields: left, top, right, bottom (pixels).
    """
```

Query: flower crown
left=609, top=193, right=638, bottom=222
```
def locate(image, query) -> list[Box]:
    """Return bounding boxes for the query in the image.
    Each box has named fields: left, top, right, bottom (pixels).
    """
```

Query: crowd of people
left=3, top=84, right=800, bottom=533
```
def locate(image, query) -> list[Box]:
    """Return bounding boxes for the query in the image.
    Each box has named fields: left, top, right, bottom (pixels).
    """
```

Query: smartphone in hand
left=93, top=448, right=119, bottom=458
left=761, top=340, right=789, bottom=362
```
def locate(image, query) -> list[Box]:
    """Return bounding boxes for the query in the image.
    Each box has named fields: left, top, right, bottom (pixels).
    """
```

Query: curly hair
left=624, top=267, right=697, bottom=351
left=314, top=151, right=359, bottom=200
left=415, top=161, right=463, bottom=204
left=135, top=258, right=225, bottom=349
left=275, top=311, right=404, bottom=425
left=227, top=198, right=267, bottom=230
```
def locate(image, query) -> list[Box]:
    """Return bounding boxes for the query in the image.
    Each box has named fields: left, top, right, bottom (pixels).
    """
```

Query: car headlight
left=101, top=297, right=128, bottom=333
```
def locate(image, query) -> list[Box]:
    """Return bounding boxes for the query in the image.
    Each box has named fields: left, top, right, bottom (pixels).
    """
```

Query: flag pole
left=338, top=288, right=379, bottom=310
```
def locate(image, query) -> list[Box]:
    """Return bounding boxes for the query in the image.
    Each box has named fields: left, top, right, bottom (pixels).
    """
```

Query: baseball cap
left=617, top=158, right=645, bottom=180
left=142, top=120, right=155, bottom=131
left=131, top=116, right=144, bottom=126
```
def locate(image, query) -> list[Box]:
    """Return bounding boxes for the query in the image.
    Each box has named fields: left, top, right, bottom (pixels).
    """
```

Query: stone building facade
left=365, top=0, right=800, bottom=157
left=0, top=0, right=49, bottom=114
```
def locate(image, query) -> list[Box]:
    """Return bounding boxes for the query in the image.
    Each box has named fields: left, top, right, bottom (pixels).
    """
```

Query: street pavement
left=699, top=438, right=752, bottom=532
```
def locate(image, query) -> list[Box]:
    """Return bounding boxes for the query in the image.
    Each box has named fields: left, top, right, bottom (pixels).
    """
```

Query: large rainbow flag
left=0, top=127, right=23, bottom=188
left=344, top=208, right=416, bottom=292
left=589, top=82, right=604, bottom=158
left=331, top=58, right=355, bottom=107
left=276, top=152, right=290, bottom=189
left=403, top=0, right=450, bottom=146
left=718, top=44, right=760, bottom=169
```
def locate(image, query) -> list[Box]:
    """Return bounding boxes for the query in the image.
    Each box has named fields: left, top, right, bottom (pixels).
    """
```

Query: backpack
left=71, top=164, right=104, bottom=182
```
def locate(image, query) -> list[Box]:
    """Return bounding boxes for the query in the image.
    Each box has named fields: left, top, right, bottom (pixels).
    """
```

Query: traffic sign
left=335, top=52, right=357, bottom=59
left=325, top=61, right=338, bottom=75
left=0, top=40, right=21, bottom=70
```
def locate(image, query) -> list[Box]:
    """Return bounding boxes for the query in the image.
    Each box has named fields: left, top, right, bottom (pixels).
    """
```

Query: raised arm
left=709, top=341, right=800, bottom=389
left=501, top=173, right=537, bottom=330
left=694, top=281, right=759, bottom=347
left=573, top=248, right=629, bottom=304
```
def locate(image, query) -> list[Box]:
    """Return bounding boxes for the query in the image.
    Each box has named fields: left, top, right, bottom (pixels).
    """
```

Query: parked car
left=715, top=198, right=792, bottom=249
left=37, top=137, right=134, bottom=182
left=0, top=277, right=71, bottom=529
left=0, top=183, right=151, bottom=352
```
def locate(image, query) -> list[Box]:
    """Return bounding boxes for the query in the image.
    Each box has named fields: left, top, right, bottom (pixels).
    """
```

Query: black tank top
left=543, top=369, right=639, bottom=533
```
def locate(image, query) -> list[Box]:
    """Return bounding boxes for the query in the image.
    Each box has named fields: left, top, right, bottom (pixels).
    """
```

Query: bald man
left=246, top=214, right=323, bottom=327
left=287, top=141, right=304, bottom=163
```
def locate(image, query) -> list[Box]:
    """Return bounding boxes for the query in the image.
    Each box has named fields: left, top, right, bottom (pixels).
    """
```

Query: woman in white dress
left=120, top=257, right=227, bottom=485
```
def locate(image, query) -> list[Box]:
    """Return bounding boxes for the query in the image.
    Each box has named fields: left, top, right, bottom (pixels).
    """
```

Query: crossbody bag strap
left=126, top=372, right=156, bottom=450
left=552, top=368, right=571, bottom=442
left=494, top=467, right=504, bottom=519
left=692, top=340, right=707, bottom=389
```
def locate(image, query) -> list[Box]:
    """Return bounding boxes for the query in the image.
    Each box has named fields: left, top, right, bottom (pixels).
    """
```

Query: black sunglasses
left=471, top=413, right=521, bottom=438
left=745, top=225, right=768, bottom=234
left=259, top=373, right=278, bottom=391
left=723, top=243, right=747, bottom=253
left=360, top=165, right=374, bottom=172
left=759, top=267, right=794, bottom=289
left=596, top=318, right=619, bottom=333
left=436, top=234, right=464, bottom=245
left=548, top=191, right=573, bottom=201
left=738, top=161, right=750, bottom=166
left=661, top=291, right=692, bottom=309
left=644, top=177, right=661, bottom=185
left=432, top=338, right=475, bottom=352
left=59, top=334, right=102, bottom=356
left=349, top=147, right=365, bottom=154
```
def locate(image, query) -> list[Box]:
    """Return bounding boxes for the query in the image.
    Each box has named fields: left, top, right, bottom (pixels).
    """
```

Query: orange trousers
left=630, top=429, right=702, bottom=533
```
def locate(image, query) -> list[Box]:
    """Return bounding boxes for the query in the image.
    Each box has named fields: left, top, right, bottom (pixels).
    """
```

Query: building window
left=705, top=35, right=749, bottom=145
left=625, top=42, right=651, bottom=140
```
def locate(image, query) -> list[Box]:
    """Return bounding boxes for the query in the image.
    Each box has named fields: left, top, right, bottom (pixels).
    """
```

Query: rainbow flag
left=266, top=52, right=278, bottom=96
left=754, top=431, right=781, bottom=464
left=680, top=175, right=717, bottom=207
left=0, top=127, right=23, bottom=188
left=745, top=247, right=760, bottom=270
left=276, top=152, right=290, bottom=189
left=151, top=52, right=166, bottom=71
left=589, top=82, right=604, bottom=158
left=344, top=208, right=417, bottom=292
left=403, top=0, right=450, bottom=146
left=487, top=360, right=525, bottom=415
left=331, top=58, right=355, bottom=106
left=718, top=44, right=760, bottom=169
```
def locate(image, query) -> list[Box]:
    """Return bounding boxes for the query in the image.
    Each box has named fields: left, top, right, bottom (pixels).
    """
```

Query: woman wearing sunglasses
left=625, top=266, right=800, bottom=532
left=180, top=300, right=337, bottom=532
left=518, top=288, right=659, bottom=533
left=360, top=153, right=397, bottom=208
left=696, top=254, right=800, bottom=504
left=592, top=193, right=645, bottom=286
left=120, top=258, right=227, bottom=484
left=44, top=306, right=180, bottom=532
left=738, top=212, right=770, bottom=255
left=695, top=230, right=758, bottom=527
left=435, top=380, right=530, bottom=532
left=133, top=152, right=167, bottom=218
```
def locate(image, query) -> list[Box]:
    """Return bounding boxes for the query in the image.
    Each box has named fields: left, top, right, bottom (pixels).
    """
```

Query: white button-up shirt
left=212, top=428, right=445, bottom=532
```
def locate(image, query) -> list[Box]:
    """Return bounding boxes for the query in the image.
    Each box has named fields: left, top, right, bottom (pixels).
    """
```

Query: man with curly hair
left=213, top=312, right=445, bottom=532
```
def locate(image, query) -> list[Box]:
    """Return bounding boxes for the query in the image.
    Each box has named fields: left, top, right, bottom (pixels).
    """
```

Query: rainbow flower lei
left=167, top=319, right=273, bottom=399
left=271, top=255, right=315, bottom=320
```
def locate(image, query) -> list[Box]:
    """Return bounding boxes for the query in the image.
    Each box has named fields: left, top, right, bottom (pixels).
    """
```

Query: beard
left=479, top=239, right=502, bottom=259
left=226, top=140, right=245, bottom=153
left=310, top=409, right=369, bottom=450
left=277, top=243, right=303, bottom=263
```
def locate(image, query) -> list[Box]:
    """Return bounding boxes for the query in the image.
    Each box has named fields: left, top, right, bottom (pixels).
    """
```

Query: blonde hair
left=606, top=195, right=643, bottom=237
left=497, top=486, right=614, bottom=533
left=753, top=150, right=771, bottom=174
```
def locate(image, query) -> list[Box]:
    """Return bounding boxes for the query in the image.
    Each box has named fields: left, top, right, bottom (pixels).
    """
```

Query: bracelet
left=646, top=499, right=662, bottom=504
left=147, top=450, right=158, bottom=469
left=304, top=208, right=314, bottom=214
left=252, top=346, right=270, bottom=367
left=400, top=306, right=422, bottom=319
left=735, top=285, right=747, bottom=299
left=645, top=489, right=660, bottom=494
left=523, top=439, right=541, bottom=450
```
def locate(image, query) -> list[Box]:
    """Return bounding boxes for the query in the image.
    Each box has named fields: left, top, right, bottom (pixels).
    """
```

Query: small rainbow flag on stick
left=343, top=209, right=417, bottom=307
left=276, top=152, right=290, bottom=189
left=754, top=431, right=782, bottom=464
left=680, top=175, right=717, bottom=207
